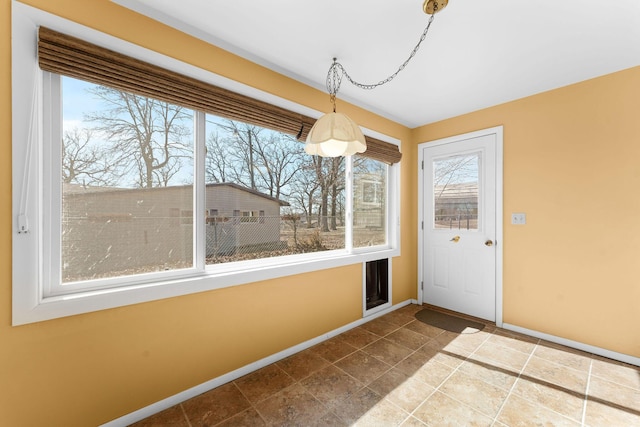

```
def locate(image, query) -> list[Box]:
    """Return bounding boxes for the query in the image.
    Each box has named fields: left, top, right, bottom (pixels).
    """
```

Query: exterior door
left=419, top=128, right=501, bottom=321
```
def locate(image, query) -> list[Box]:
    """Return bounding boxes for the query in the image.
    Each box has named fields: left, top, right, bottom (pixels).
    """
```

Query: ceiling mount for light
left=305, top=0, right=449, bottom=157
left=423, top=0, right=448, bottom=15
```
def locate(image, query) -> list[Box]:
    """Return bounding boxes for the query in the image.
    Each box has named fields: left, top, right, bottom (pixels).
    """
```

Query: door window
left=433, top=153, right=480, bottom=230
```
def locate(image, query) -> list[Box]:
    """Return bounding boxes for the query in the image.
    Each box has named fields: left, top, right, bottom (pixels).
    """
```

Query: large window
left=11, top=4, right=400, bottom=324
left=61, top=76, right=196, bottom=285
left=203, top=115, right=348, bottom=264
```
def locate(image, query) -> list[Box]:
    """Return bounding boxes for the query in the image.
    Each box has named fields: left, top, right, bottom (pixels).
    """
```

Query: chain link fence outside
left=63, top=214, right=386, bottom=282
left=434, top=214, right=478, bottom=230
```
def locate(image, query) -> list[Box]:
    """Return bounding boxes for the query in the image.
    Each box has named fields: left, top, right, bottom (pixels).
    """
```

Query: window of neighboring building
left=11, top=3, right=400, bottom=325
left=353, top=157, right=388, bottom=248
left=362, top=181, right=382, bottom=204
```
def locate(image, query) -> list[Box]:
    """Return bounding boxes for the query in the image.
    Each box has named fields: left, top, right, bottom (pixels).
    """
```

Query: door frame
left=417, top=126, right=504, bottom=327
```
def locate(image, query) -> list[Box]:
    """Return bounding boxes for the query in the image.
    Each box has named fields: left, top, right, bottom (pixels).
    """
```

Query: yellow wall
left=1, top=1, right=414, bottom=426
left=413, top=66, right=640, bottom=358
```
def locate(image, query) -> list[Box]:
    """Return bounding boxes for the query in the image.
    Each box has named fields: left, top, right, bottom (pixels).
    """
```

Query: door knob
left=450, top=236, right=460, bottom=243
left=485, top=239, right=494, bottom=247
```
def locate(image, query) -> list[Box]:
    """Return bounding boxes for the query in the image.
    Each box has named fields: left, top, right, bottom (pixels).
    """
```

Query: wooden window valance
left=37, top=26, right=402, bottom=164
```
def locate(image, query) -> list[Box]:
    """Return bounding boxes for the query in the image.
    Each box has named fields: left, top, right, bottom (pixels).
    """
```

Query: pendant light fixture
left=305, top=0, right=449, bottom=157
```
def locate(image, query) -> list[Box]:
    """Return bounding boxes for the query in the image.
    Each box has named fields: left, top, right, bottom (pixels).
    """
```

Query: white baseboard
left=502, top=323, right=640, bottom=367
left=101, top=299, right=414, bottom=427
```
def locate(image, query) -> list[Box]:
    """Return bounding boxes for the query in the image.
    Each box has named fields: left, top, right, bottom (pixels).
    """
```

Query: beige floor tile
left=309, top=336, right=358, bottom=363
left=439, top=370, right=510, bottom=418
left=368, top=367, right=435, bottom=413
left=339, top=326, right=381, bottom=349
left=497, top=394, right=581, bottom=426
left=384, top=308, right=420, bottom=327
left=215, top=408, right=266, bottom=427
left=394, top=345, right=440, bottom=370
left=276, top=348, right=330, bottom=381
left=522, top=355, right=589, bottom=394
left=425, top=334, right=473, bottom=353
left=309, top=411, right=350, bottom=427
left=431, top=329, right=491, bottom=353
left=471, top=340, right=532, bottom=372
left=584, top=398, right=640, bottom=427
left=350, top=398, right=409, bottom=427
left=457, top=358, right=518, bottom=391
left=413, top=391, right=493, bottom=427
left=331, top=387, right=408, bottom=426
left=233, top=363, right=295, bottom=404
left=400, top=416, right=428, bottom=426
left=386, top=327, right=431, bottom=350
left=403, top=319, right=445, bottom=339
left=534, top=340, right=593, bottom=372
left=384, top=378, right=434, bottom=414
left=367, top=366, right=411, bottom=395
left=129, top=404, right=188, bottom=427
left=487, top=329, right=538, bottom=354
left=300, top=365, right=364, bottom=407
left=511, top=376, right=585, bottom=421
left=591, top=356, right=640, bottom=390
left=362, top=338, right=414, bottom=366
left=181, top=382, right=251, bottom=426
left=133, top=305, right=640, bottom=427
left=360, top=317, right=401, bottom=337
left=395, top=304, right=424, bottom=316
left=588, top=375, right=640, bottom=411
left=420, top=341, right=469, bottom=368
left=334, top=350, right=391, bottom=385
left=395, top=353, right=455, bottom=388
left=254, top=383, right=327, bottom=426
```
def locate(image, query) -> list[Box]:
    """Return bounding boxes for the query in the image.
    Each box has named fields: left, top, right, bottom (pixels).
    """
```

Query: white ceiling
left=114, top=0, right=640, bottom=128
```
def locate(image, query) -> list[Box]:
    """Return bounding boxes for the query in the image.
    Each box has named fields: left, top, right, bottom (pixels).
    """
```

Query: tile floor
left=131, top=304, right=640, bottom=426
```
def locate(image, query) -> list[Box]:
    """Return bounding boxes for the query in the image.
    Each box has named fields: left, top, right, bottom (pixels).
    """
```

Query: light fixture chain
left=327, top=13, right=436, bottom=94
left=327, top=60, right=343, bottom=111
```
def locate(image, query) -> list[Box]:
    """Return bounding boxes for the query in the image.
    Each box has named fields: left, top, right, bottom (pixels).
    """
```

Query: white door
left=419, top=128, right=501, bottom=321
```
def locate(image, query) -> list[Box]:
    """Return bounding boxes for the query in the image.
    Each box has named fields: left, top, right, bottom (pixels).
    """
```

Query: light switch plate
left=511, top=213, right=526, bottom=225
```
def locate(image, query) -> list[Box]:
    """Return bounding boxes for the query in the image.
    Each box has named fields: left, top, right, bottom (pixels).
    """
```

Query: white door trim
left=418, top=126, right=503, bottom=327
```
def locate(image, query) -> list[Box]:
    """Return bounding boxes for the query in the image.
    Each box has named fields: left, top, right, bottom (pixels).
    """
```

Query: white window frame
left=11, top=2, right=401, bottom=325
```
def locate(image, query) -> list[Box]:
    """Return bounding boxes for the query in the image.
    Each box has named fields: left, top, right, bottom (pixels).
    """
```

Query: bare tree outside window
left=291, top=161, right=320, bottom=229
left=62, top=127, right=117, bottom=187
left=205, top=131, right=230, bottom=183
left=59, top=75, right=390, bottom=280
left=84, top=85, right=193, bottom=188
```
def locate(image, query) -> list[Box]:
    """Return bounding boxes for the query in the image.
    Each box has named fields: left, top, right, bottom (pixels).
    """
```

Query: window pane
left=433, top=153, right=479, bottom=230
left=353, top=157, right=387, bottom=247
left=61, top=76, right=195, bottom=282
left=204, top=115, right=345, bottom=264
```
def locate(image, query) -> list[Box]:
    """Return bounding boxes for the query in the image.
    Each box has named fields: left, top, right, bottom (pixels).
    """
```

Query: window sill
left=13, top=247, right=399, bottom=326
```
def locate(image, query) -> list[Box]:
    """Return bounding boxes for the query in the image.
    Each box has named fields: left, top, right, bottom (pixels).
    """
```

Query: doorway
left=418, top=127, right=503, bottom=324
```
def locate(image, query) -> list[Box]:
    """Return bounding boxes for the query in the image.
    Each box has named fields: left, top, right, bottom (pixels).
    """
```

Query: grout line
left=406, top=324, right=495, bottom=422
left=490, top=337, right=540, bottom=426
left=581, top=359, right=593, bottom=427
left=227, top=381, right=270, bottom=426
left=179, top=403, right=193, bottom=427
